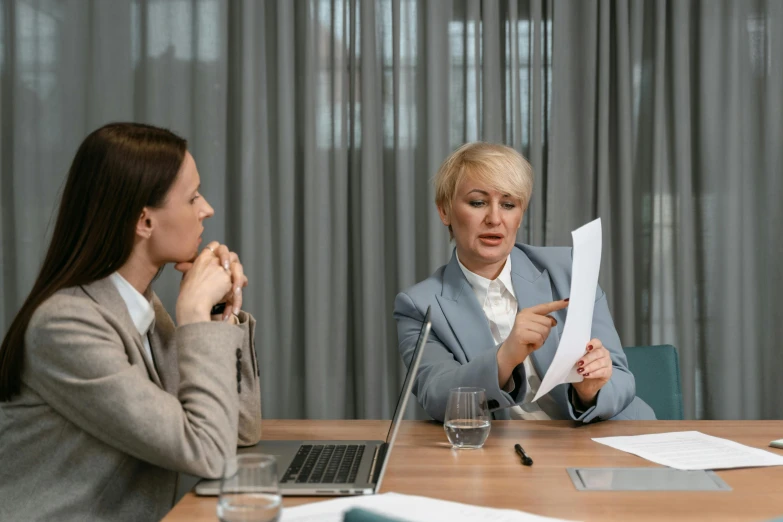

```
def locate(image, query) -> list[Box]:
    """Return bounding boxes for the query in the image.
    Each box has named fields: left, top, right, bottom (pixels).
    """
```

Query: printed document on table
left=280, top=492, right=577, bottom=522
left=592, top=431, right=783, bottom=470
left=534, top=218, right=602, bottom=401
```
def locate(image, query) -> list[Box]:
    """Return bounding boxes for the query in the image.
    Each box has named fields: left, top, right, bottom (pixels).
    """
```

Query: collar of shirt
left=456, top=251, right=516, bottom=303
left=108, top=272, right=155, bottom=337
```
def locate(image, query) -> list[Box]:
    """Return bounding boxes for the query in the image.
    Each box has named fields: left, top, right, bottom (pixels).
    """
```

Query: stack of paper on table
left=281, top=492, right=577, bottom=522
left=592, top=431, right=783, bottom=470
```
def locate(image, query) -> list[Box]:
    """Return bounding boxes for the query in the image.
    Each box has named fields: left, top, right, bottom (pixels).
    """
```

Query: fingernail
left=233, top=306, right=240, bottom=315
left=563, top=298, right=570, bottom=302
left=587, top=344, right=594, bottom=351
left=551, top=318, right=557, bottom=327
left=583, top=373, right=590, bottom=377
left=578, top=360, right=584, bottom=367
left=577, top=368, right=584, bottom=373
left=234, top=286, right=242, bottom=295
left=224, top=314, right=231, bottom=322
left=223, top=261, right=230, bottom=271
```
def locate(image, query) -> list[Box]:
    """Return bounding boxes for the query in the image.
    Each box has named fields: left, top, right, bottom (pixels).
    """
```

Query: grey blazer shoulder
left=0, top=278, right=263, bottom=522
left=393, top=244, right=655, bottom=423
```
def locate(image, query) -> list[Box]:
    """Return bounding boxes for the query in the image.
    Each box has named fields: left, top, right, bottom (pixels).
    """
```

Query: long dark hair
left=0, top=122, right=187, bottom=401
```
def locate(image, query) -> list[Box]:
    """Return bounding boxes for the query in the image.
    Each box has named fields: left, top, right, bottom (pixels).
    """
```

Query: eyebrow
left=466, top=189, right=512, bottom=197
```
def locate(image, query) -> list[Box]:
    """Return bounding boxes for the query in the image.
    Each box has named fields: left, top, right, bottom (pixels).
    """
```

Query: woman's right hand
left=175, top=246, right=233, bottom=326
left=496, top=298, right=569, bottom=386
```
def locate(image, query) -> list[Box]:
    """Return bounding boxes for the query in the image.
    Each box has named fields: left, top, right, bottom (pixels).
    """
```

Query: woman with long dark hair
left=0, top=123, right=262, bottom=521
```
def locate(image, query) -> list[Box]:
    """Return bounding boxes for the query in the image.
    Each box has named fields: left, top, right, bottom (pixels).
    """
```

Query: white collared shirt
left=108, top=272, right=155, bottom=366
left=457, top=253, right=552, bottom=420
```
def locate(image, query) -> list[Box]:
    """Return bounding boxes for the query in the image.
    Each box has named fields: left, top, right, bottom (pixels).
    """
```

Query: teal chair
left=623, top=344, right=684, bottom=420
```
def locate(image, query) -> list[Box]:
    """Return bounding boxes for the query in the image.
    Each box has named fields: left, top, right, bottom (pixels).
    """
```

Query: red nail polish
left=564, top=298, right=570, bottom=302
left=583, top=373, right=590, bottom=377
left=577, top=368, right=584, bottom=373
left=587, top=344, right=594, bottom=351
left=578, top=360, right=584, bottom=367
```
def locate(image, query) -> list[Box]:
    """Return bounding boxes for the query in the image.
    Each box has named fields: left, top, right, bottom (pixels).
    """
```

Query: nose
left=485, top=203, right=501, bottom=225
left=199, top=198, right=215, bottom=220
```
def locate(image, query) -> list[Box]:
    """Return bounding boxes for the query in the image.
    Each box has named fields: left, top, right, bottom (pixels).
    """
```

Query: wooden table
left=164, top=420, right=783, bottom=521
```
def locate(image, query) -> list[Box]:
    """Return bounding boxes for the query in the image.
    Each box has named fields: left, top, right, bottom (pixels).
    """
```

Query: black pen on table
left=514, top=443, right=533, bottom=466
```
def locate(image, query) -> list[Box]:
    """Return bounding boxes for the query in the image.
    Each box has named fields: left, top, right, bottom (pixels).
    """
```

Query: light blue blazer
left=393, top=244, right=656, bottom=422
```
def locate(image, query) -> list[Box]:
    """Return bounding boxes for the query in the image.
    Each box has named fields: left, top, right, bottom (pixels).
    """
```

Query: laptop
left=195, top=306, right=431, bottom=496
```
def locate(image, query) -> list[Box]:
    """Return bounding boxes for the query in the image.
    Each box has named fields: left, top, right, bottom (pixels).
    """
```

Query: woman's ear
left=437, top=204, right=451, bottom=227
left=136, top=208, right=153, bottom=239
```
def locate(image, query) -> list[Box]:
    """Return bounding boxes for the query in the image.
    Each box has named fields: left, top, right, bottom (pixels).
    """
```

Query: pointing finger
left=523, top=298, right=569, bottom=316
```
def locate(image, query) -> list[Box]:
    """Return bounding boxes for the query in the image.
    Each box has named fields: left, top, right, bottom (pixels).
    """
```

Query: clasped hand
left=174, top=241, right=249, bottom=325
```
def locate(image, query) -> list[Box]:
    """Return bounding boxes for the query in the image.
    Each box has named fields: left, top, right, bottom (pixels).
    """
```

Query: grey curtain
left=1, top=0, right=780, bottom=421
left=549, top=0, right=783, bottom=420
left=0, top=0, right=551, bottom=420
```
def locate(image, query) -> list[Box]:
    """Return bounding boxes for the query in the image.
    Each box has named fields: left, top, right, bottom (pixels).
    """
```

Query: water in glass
left=218, top=454, right=281, bottom=522
left=444, top=418, right=491, bottom=448
left=217, top=493, right=281, bottom=522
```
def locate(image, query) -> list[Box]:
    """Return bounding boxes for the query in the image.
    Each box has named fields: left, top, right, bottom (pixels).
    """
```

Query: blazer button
left=236, top=348, right=242, bottom=359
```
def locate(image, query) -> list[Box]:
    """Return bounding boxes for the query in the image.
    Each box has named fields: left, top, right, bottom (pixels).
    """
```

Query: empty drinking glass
left=443, top=387, right=491, bottom=449
left=217, top=454, right=282, bottom=522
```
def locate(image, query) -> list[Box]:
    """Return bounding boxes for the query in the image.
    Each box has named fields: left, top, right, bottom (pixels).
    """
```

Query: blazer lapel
left=80, top=278, right=163, bottom=388
left=149, top=295, right=178, bottom=394
left=509, top=247, right=561, bottom=379
left=435, top=251, right=496, bottom=362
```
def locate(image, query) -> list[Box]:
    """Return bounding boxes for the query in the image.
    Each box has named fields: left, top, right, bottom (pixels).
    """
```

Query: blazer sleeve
left=233, top=311, right=263, bottom=446
left=566, top=285, right=636, bottom=422
left=394, top=292, right=527, bottom=423
left=24, top=296, right=253, bottom=479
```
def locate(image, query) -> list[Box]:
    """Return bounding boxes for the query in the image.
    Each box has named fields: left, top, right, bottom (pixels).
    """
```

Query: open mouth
left=478, top=234, right=504, bottom=245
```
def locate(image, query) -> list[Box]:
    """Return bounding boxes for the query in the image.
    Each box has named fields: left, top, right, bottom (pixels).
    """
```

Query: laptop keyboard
left=281, top=444, right=365, bottom=484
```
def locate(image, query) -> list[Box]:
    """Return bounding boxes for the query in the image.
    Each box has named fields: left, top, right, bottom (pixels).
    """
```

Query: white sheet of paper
left=280, top=492, right=576, bottom=522
left=592, top=431, right=783, bottom=470
left=533, top=218, right=602, bottom=401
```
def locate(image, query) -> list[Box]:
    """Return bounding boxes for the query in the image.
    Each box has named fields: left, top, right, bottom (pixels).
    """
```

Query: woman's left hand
left=175, top=241, right=249, bottom=322
left=571, top=338, right=613, bottom=406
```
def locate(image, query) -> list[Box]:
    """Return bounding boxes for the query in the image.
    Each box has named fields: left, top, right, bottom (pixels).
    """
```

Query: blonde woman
left=394, top=142, right=654, bottom=422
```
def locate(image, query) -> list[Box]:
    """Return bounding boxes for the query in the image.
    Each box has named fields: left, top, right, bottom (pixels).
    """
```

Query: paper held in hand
left=533, top=218, right=602, bottom=402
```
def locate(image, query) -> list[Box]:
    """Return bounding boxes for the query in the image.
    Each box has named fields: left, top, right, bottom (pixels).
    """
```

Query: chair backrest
left=623, top=344, right=684, bottom=420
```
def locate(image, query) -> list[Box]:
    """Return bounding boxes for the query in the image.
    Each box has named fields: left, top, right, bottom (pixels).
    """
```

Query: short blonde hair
left=434, top=142, right=534, bottom=223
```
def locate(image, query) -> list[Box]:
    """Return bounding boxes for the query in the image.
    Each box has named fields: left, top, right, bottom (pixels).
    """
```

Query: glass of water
left=443, top=387, right=491, bottom=449
left=217, top=454, right=282, bottom=522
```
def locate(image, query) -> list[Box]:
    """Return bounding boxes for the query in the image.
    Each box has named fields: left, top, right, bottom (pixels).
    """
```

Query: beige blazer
left=0, top=278, right=262, bottom=521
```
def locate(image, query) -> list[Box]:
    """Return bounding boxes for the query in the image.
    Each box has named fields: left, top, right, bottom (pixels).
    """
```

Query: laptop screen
left=373, top=306, right=431, bottom=492
left=384, top=306, right=431, bottom=444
